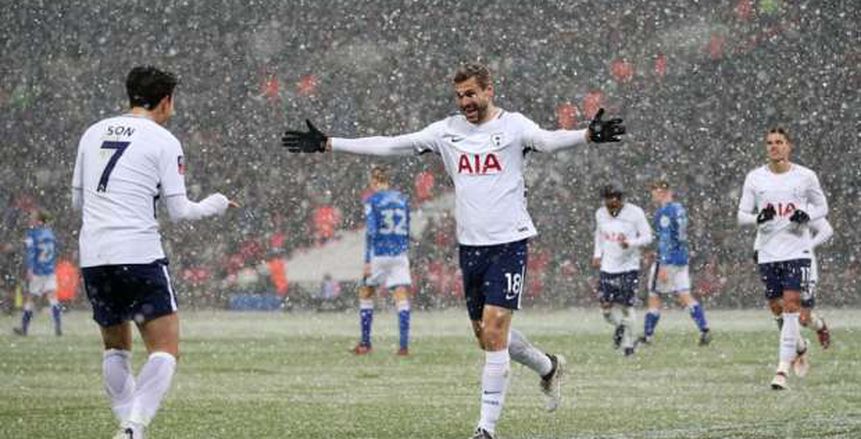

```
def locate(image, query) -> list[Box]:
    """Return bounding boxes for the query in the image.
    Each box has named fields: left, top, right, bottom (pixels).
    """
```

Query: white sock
left=620, top=306, right=636, bottom=349
left=128, top=352, right=177, bottom=426
left=508, top=328, right=553, bottom=377
left=779, top=313, right=800, bottom=365
left=478, top=349, right=510, bottom=434
left=103, top=349, right=135, bottom=422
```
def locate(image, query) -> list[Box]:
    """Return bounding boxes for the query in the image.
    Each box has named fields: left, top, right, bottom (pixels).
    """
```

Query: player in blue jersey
left=353, top=166, right=413, bottom=356
left=639, top=180, right=711, bottom=346
left=14, top=210, right=62, bottom=336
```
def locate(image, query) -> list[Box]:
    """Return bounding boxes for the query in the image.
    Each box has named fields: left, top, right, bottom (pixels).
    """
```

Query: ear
left=486, top=83, right=495, bottom=98
left=157, top=94, right=173, bottom=113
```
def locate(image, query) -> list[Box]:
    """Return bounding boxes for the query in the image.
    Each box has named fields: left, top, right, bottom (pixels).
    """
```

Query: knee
left=393, top=287, right=410, bottom=309
left=480, top=324, right=508, bottom=351
left=768, top=300, right=783, bottom=316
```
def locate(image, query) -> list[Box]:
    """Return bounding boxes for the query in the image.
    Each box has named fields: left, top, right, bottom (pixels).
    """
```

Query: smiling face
left=454, top=77, right=494, bottom=124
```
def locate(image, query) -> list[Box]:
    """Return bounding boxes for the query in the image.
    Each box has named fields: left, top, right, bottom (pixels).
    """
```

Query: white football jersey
left=739, top=164, right=828, bottom=264
left=72, top=114, right=188, bottom=267
left=332, top=110, right=588, bottom=245
left=593, top=203, right=653, bottom=273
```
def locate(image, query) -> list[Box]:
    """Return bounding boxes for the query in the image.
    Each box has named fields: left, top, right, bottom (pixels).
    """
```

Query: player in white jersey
left=72, top=66, right=236, bottom=438
left=591, top=182, right=652, bottom=356
left=282, top=62, right=626, bottom=438
left=737, top=127, right=828, bottom=390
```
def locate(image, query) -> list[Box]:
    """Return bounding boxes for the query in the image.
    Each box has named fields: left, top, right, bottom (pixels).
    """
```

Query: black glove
left=281, top=119, right=328, bottom=153
left=588, top=108, right=625, bottom=143
left=789, top=209, right=810, bottom=224
left=752, top=250, right=758, bottom=264
left=756, top=204, right=776, bottom=224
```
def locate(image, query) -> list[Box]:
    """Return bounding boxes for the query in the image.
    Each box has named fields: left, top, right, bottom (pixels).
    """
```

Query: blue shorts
left=599, top=271, right=639, bottom=307
left=459, top=239, right=527, bottom=321
left=82, top=259, right=178, bottom=327
left=758, top=259, right=811, bottom=300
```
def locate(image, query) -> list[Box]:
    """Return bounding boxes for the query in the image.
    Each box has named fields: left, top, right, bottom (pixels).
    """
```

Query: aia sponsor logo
left=458, top=153, right=502, bottom=175
left=765, top=202, right=797, bottom=217
left=602, top=232, right=627, bottom=243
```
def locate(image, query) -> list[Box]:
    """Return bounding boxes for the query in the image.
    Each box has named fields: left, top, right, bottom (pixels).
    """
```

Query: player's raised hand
left=281, top=119, right=328, bottom=153
left=588, top=108, right=625, bottom=143
left=756, top=204, right=776, bottom=224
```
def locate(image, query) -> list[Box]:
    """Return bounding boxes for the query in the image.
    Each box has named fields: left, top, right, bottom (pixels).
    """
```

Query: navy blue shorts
left=82, top=259, right=178, bottom=327
left=758, top=259, right=811, bottom=300
left=599, top=270, right=639, bottom=307
left=460, top=239, right=528, bottom=321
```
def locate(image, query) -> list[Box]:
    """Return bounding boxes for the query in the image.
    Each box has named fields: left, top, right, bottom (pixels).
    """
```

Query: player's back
left=367, top=190, right=410, bottom=258
left=654, top=202, right=688, bottom=265
left=26, top=226, right=57, bottom=275
left=74, top=114, right=184, bottom=267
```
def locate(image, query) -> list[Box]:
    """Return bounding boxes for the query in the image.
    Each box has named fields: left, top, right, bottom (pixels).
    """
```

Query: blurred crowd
left=1, top=1, right=857, bottom=310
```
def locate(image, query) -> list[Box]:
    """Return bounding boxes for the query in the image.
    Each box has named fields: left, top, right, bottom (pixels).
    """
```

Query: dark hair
left=601, top=181, right=624, bottom=199
left=453, top=62, right=492, bottom=89
left=126, top=66, right=178, bottom=110
left=766, top=126, right=792, bottom=144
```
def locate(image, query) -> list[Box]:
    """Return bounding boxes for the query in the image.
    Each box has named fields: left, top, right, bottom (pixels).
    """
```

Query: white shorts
left=648, top=263, right=691, bottom=295
left=29, top=274, right=57, bottom=296
left=367, top=255, right=411, bottom=289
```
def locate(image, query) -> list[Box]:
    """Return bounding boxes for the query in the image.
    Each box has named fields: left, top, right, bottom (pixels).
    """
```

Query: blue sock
left=398, top=309, right=410, bottom=350
left=359, top=307, right=374, bottom=347
left=644, top=311, right=660, bottom=337
left=689, top=302, right=709, bottom=332
left=51, top=304, right=62, bottom=333
left=21, top=309, right=33, bottom=334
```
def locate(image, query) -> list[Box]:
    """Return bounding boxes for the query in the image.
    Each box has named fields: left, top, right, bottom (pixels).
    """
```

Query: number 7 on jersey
left=97, top=141, right=131, bottom=192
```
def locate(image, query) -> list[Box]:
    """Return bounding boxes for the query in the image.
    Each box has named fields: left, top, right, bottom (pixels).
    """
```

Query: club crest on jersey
left=177, top=156, right=186, bottom=175
left=491, top=133, right=504, bottom=147
left=458, top=153, right=502, bottom=175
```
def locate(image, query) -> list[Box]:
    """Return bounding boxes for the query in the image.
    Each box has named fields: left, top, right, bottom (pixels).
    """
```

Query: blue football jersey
left=25, top=226, right=57, bottom=276
left=364, top=190, right=410, bottom=262
left=654, top=202, right=688, bottom=265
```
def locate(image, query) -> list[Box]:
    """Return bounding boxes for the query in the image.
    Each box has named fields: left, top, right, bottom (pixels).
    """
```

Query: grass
left=1, top=308, right=860, bottom=438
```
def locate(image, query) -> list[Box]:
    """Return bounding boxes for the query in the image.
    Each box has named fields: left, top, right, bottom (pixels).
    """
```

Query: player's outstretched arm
left=165, top=193, right=236, bottom=222
left=281, top=119, right=428, bottom=156
left=281, top=120, right=328, bottom=153
left=528, top=108, right=625, bottom=153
